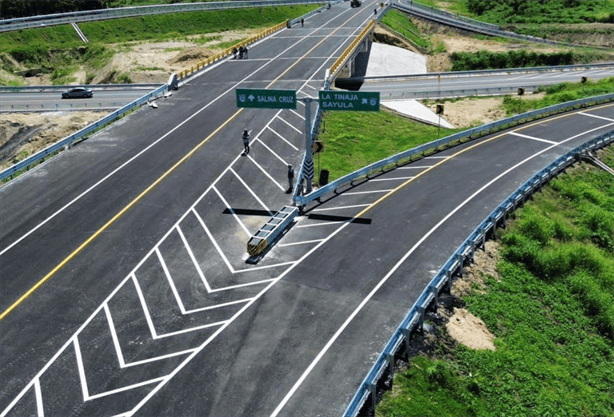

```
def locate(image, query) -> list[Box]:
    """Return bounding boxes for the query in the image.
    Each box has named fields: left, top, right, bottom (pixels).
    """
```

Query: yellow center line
left=0, top=16, right=368, bottom=321
left=353, top=103, right=614, bottom=219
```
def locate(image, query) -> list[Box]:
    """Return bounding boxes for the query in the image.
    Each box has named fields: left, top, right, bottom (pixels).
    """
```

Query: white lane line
left=0, top=33, right=311, bottom=257
left=276, top=115, right=303, bottom=134
left=87, top=378, right=166, bottom=401
left=213, top=186, right=253, bottom=238
left=370, top=176, right=414, bottom=182
left=183, top=298, right=252, bottom=313
left=229, top=168, right=273, bottom=215
left=296, top=220, right=348, bottom=228
left=0, top=9, right=373, bottom=417
left=157, top=248, right=187, bottom=314
left=255, top=138, right=289, bottom=166
left=508, top=131, right=557, bottom=145
left=278, top=239, right=325, bottom=247
left=192, top=208, right=236, bottom=274
left=74, top=338, right=89, bottom=401
left=578, top=111, right=614, bottom=122
left=208, top=279, right=276, bottom=293
left=343, top=189, right=394, bottom=196
left=247, top=155, right=285, bottom=191
left=290, top=109, right=305, bottom=120
left=267, top=126, right=300, bottom=151
left=397, top=165, right=432, bottom=169
left=269, top=120, right=614, bottom=417
left=154, top=321, right=228, bottom=339
left=34, top=379, right=43, bottom=417
left=177, top=225, right=212, bottom=292
left=507, top=72, right=540, bottom=81
left=312, top=204, right=370, bottom=212
left=304, top=83, right=318, bottom=91
left=132, top=274, right=159, bottom=339
left=233, top=261, right=296, bottom=273
left=297, top=100, right=305, bottom=107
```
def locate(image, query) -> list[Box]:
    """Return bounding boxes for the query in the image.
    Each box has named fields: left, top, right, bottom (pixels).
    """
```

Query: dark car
left=62, top=87, right=93, bottom=99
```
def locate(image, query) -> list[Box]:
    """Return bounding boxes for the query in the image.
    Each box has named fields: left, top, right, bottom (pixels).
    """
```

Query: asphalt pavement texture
left=1, top=1, right=613, bottom=415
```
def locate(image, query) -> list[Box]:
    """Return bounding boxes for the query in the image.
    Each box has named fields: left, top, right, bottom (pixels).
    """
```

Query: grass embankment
left=413, top=0, right=614, bottom=41
left=380, top=9, right=446, bottom=54
left=450, top=49, right=611, bottom=71
left=317, top=110, right=464, bottom=181
left=502, top=77, right=614, bottom=115
left=376, top=145, right=614, bottom=417
left=0, top=5, right=317, bottom=85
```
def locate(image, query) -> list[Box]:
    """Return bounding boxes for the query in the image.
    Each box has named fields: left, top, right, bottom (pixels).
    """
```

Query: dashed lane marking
left=508, top=131, right=557, bottom=145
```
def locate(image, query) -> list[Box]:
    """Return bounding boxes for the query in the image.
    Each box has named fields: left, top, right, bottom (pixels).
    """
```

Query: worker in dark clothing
left=243, top=46, right=248, bottom=59
left=242, top=129, right=250, bottom=156
left=287, top=164, right=294, bottom=193
left=374, top=8, right=377, bottom=14
left=301, top=18, right=304, bottom=27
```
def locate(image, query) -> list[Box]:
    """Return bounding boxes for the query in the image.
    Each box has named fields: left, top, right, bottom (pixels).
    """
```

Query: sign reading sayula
left=318, top=91, right=380, bottom=111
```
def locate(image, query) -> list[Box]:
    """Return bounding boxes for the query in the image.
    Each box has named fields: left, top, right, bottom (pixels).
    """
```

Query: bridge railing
left=293, top=93, right=614, bottom=208
left=343, top=127, right=614, bottom=416
left=0, top=0, right=325, bottom=32
left=0, top=84, right=169, bottom=183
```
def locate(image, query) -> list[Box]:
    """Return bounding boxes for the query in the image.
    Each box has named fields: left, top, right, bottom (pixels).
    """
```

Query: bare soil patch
left=446, top=308, right=496, bottom=351
left=0, top=111, right=109, bottom=170
left=373, top=25, right=423, bottom=54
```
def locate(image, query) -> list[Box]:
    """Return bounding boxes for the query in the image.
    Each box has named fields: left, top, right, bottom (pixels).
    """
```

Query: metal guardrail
left=0, top=84, right=169, bottom=183
left=246, top=205, right=298, bottom=257
left=379, top=85, right=546, bottom=100
left=330, top=20, right=376, bottom=79
left=394, top=2, right=611, bottom=50
left=344, top=62, right=614, bottom=82
left=0, top=83, right=162, bottom=93
left=293, top=93, right=614, bottom=207
left=343, top=127, right=614, bottom=416
left=0, top=0, right=325, bottom=32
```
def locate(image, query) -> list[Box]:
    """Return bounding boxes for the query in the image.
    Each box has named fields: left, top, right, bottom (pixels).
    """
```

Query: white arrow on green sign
left=236, top=88, right=296, bottom=109
left=319, top=91, right=380, bottom=111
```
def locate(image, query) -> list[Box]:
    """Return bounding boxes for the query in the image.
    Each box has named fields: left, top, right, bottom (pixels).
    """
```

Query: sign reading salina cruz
left=318, top=91, right=380, bottom=111
left=236, top=88, right=297, bottom=109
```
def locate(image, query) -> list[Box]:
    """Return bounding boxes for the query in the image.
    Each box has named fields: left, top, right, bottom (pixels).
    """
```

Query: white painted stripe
left=343, top=189, right=394, bottom=195
left=73, top=338, right=89, bottom=401
left=87, top=377, right=166, bottom=401
left=124, top=349, right=196, bottom=368
left=267, top=126, right=300, bottom=151
left=509, top=131, right=557, bottom=145
left=104, top=303, right=127, bottom=367
left=132, top=275, right=159, bottom=339
left=230, top=169, right=273, bottom=215
left=208, top=279, right=276, bottom=293
left=578, top=111, right=614, bottom=122
left=233, top=261, right=297, bottom=274
left=290, top=109, right=305, bottom=120
left=192, top=208, right=236, bottom=273
left=183, top=298, right=252, bottom=313
left=155, top=321, right=228, bottom=339
left=276, top=115, right=302, bottom=134
left=213, top=186, right=253, bottom=238
left=297, top=100, right=305, bottom=107
left=296, top=220, right=347, bottom=228
left=34, top=379, right=43, bottom=417
left=255, top=138, right=289, bottom=166
left=312, top=203, right=370, bottom=212
left=156, top=248, right=187, bottom=314
left=278, top=239, right=325, bottom=247
left=370, top=176, right=414, bottom=182
left=177, top=225, right=212, bottom=292
left=304, top=83, right=318, bottom=91
left=247, top=155, right=285, bottom=191
left=269, top=120, right=614, bottom=417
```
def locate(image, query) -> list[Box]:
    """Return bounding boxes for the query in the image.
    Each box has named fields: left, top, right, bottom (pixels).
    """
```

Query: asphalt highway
left=358, top=65, right=614, bottom=99
left=1, top=2, right=613, bottom=416
left=1, top=88, right=158, bottom=112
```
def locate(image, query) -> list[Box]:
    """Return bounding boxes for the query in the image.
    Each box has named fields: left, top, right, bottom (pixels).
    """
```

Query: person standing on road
left=287, top=164, right=294, bottom=193
left=301, top=18, right=304, bottom=27
left=242, top=129, right=250, bottom=156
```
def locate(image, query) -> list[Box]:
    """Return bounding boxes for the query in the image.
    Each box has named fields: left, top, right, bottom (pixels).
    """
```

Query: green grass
left=317, top=110, right=465, bottom=181
left=450, top=49, right=611, bottom=71
left=377, top=145, right=614, bottom=417
left=502, top=77, right=614, bottom=115
left=0, top=5, right=317, bottom=83
left=381, top=9, right=431, bottom=50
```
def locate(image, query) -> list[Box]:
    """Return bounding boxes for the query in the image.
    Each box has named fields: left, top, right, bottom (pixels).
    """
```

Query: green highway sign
left=236, top=88, right=296, bottom=109
left=319, top=91, right=380, bottom=111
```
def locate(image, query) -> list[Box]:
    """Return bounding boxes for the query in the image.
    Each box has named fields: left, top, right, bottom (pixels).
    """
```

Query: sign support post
left=299, top=97, right=314, bottom=194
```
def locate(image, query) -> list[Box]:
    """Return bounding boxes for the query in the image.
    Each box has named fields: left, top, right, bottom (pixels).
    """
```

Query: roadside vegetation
left=0, top=4, right=317, bottom=85
left=317, top=110, right=464, bottom=182
left=450, top=49, right=610, bottom=71
left=380, top=9, right=446, bottom=54
left=376, top=145, right=614, bottom=417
